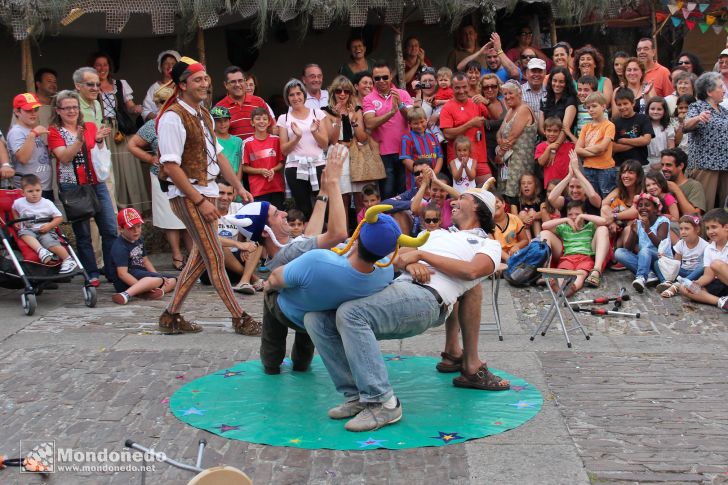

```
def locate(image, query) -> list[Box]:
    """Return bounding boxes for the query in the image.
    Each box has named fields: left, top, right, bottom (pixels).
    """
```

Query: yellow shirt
left=494, top=214, right=524, bottom=253
left=579, top=119, right=615, bottom=170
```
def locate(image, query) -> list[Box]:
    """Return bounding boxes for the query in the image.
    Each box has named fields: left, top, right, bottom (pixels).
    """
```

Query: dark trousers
left=284, top=166, right=325, bottom=220
left=379, top=153, right=406, bottom=200
left=255, top=191, right=285, bottom=209
left=260, top=290, right=315, bottom=372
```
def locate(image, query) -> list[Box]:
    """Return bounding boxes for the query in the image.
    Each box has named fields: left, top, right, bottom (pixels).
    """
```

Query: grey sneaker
left=718, top=296, right=728, bottom=313
left=37, top=247, right=53, bottom=264
left=328, top=399, right=366, bottom=420
left=344, top=398, right=402, bottom=432
left=632, top=276, right=646, bottom=293
left=646, top=272, right=659, bottom=286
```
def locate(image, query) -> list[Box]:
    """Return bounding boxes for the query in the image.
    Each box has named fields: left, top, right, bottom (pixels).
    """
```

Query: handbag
left=59, top=141, right=100, bottom=223
left=349, top=138, right=386, bottom=182
left=90, top=143, right=112, bottom=182
left=114, top=79, right=143, bottom=136
left=656, top=238, right=680, bottom=282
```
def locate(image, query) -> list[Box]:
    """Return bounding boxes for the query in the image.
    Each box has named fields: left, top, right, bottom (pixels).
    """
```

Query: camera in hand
left=415, top=82, right=432, bottom=90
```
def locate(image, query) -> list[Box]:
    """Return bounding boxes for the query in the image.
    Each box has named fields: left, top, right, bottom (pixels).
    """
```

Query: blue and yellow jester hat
left=331, top=204, right=429, bottom=267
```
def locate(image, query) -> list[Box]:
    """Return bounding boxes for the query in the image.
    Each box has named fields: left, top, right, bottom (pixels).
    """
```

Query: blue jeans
left=614, top=246, right=659, bottom=279
left=379, top=153, right=405, bottom=200
left=304, top=281, right=446, bottom=403
left=654, top=263, right=705, bottom=283
left=582, top=167, right=617, bottom=200
left=60, top=182, right=118, bottom=278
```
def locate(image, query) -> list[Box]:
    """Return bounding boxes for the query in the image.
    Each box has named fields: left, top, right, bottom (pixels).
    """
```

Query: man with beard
left=660, top=147, right=705, bottom=216
left=456, top=32, right=520, bottom=82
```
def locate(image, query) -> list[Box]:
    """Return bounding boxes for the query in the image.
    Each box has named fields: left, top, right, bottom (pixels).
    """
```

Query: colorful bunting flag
left=682, top=7, right=690, bottom=18
left=698, top=3, right=709, bottom=13
left=667, top=4, right=680, bottom=14
left=686, top=2, right=696, bottom=11
left=685, top=19, right=696, bottom=30
left=672, top=16, right=683, bottom=27
left=705, top=14, right=715, bottom=25
left=713, top=25, right=723, bottom=34
left=699, top=22, right=709, bottom=33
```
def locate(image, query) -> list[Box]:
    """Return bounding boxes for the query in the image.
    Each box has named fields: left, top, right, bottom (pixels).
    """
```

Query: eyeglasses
left=413, top=171, right=424, bottom=176
left=424, top=218, right=440, bottom=224
left=373, top=75, right=389, bottom=81
left=82, top=82, right=101, bottom=88
left=521, top=54, right=536, bottom=60
left=482, top=84, right=499, bottom=90
left=519, top=32, right=533, bottom=37
left=333, top=88, right=352, bottom=95
left=57, top=106, right=80, bottom=112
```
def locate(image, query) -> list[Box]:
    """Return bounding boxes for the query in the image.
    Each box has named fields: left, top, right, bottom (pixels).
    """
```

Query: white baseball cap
left=719, top=49, right=728, bottom=58
left=527, top=58, right=547, bottom=71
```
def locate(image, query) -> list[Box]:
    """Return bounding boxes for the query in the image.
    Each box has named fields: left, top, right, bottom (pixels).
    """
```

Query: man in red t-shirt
left=440, top=73, right=490, bottom=185
left=215, top=66, right=273, bottom=141
left=636, top=38, right=673, bottom=97
left=242, top=107, right=285, bottom=209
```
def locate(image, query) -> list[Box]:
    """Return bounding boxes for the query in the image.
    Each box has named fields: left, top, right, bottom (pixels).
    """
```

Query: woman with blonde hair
left=323, top=75, right=369, bottom=220
left=612, top=57, right=656, bottom=115
left=473, top=73, right=506, bottom=167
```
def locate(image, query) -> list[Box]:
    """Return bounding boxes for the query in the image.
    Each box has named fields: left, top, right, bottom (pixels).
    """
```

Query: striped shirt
left=400, top=129, right=443, bottom=189
left=216, top=94, right=273, bottom=141
left=555, top=221, right=596, bottom=256
left=521, top=83, right=545, bottom=118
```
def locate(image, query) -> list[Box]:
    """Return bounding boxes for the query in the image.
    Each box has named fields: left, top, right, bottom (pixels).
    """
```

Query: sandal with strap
left=172, top=257, right=186, bottom=271
left=660, top=283, right=680, bottom=298
left=585, top=268, right=601, bottom=288
left=436, top=351, right=463, bottom=373
left=453, top=364, right=510, bottom=391
left=159, top=310, right=202, bottom=334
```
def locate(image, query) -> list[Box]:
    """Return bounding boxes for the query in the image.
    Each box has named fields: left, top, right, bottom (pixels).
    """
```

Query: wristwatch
left=316, top=195, right=329, bottom=203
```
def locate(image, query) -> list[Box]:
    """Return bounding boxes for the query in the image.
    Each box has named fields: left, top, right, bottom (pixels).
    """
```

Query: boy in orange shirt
left=575, top=92, right=616, bottom=199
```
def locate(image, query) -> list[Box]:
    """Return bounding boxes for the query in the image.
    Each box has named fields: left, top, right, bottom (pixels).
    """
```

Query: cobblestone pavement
left=0, top=257, right=726, bottom=484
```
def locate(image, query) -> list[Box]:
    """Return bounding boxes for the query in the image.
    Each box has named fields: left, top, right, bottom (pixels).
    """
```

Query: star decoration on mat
left=215, top=424, right=240, bottom=433
left=181, top=407, right=207, bottom=416
left=511, top=384, right=529, bottom=392
left=493, top=421, right=503, bottom=426
left=160, top=397, right=169, bottom=405
left=509, top=401, right=537, bottom=409
left=385, top=355, right=407, bottom=361
left=357, top=437, right=387, bottom=448
left=175, top=375, right=185, bottom=380
left=430, top=432, right=464, bottom=443
left=216, top=369, right=245, bottom=378
left=288, top=438, right=303, bottom=445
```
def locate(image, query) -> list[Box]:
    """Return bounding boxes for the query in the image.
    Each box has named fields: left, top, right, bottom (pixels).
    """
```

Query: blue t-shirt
left=109, top=236, right=146, bottom=284
left=636, top=215, right=669, bottom=250
left=480, top=65, right=521, bottom=83
left=277, top=249, right=394, bottom=328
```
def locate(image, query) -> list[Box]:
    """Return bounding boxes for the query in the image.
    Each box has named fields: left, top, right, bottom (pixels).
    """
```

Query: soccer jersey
left=400, top=129, right=442, bottom=189
left=242, top=135, right=285, bottom=197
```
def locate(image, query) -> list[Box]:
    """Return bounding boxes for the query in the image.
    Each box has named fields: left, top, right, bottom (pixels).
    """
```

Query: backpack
left=504, top=238, right=551, bottom=287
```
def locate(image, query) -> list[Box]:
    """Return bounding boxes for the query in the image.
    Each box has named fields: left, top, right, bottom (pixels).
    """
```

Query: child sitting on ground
left=287, top=209, right=306, bottom=238
left=535, top=117, right=574, bottom=188
left=614, top=193, right=669, bottom=293
left=658, top=215, right=709, bottom=297
left=510, top=172, right=543, bottom=238
left=540, top=179, right=562, bottom=223
left=109, top=208, right=177, bottom=305
left=357, top=183, right=381, bottom=224
left=12, top=174, right=76, bottom=273
left=541, top=200, right=607, bottom=297
left=493, top=191, right=529, bottom=262
left=675, top=209, right=728, bottom=312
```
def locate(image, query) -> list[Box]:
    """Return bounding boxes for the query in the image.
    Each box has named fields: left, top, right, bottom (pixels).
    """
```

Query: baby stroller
left=0, top=188, right=96, bottom=315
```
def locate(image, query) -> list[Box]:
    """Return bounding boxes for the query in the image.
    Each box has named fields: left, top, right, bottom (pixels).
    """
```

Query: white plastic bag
left=656, top=238, right=680, bottom=282
left=91, top=144, right=112, bottom=182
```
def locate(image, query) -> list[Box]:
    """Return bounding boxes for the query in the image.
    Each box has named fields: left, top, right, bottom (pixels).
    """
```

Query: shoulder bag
left=349, top=137, right=386, bottom=182
left=59, top=138, right=100, bottom=223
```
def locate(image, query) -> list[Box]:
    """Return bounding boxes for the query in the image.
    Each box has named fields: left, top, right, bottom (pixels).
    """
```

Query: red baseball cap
left=13, top=92, right=42, bottom=111
left=117, top=208, right=144, bottom=229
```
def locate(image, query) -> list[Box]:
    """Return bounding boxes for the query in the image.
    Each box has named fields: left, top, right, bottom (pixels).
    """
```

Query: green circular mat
left=170, top=355, right=542, bottom=450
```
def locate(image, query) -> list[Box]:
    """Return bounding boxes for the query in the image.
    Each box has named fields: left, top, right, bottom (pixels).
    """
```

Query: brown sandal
left=159, top=310, right=202, bottom=334
left=453, top=364, right=510, bottom=391
left=233, top=312, right=262, bottom=336
left=436, top=351, right=463, bottom=373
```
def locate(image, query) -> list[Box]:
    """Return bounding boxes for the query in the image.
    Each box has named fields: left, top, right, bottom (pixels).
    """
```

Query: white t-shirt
left=158, top=98, right=222, bottom=199
left=12, top=197, right=62, bottom=231
left=674, top=237, right=709, bottom=271
left=396, top=228, right=501, bottom=306
left=647, top=123, right=675, bottom=165
left=452, top=158, right=476, bottom=194
left=217, top=202, right=243, bottom=252
left=703, top=240, right=728, bottom=268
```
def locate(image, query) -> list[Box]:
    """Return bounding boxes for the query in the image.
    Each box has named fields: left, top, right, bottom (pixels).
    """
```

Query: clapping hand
left=310, top=118, right=321, bottom=134
left=290, top=122, right=302, bottom=138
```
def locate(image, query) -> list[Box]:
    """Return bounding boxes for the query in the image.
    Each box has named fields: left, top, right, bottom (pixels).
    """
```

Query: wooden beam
left=196, top=28, right=206, bottom=66
left=21, top=39, right=34, bottom=92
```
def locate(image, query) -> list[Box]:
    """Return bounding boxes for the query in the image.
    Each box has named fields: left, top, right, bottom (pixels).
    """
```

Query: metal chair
left=481, top=263, right=507, bottom=341
left=529, top=268, right=590, bottom=348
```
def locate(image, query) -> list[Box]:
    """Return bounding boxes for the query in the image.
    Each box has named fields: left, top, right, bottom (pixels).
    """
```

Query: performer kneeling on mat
left=155, top=56, right=258, bottom=336
left=304, top=185, right=510, bottom=432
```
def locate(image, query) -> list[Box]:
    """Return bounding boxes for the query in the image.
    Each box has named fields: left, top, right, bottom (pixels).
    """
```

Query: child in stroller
left=12, top=174, right=76, bottom=273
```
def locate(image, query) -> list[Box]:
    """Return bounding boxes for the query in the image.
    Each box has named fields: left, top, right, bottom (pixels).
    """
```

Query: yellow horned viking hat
left=331, top=204, right=429, bottom=267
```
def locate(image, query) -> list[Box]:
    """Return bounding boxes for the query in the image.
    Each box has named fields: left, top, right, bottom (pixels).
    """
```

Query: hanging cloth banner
left=698, top=3, right=709, bottom=12
left=672, top=16, right=683, bottom=27
left=705, top=15, right=716, bottom=25
left=712, top=24, right=723, bottom=34
left=686, top=2, right=697, bottom=11
left=682, top=8, right=691, bottom=18
left=699, top=22, right=709, bottom=33
left=667, top=4, right=680, bottom=14
left=685, top=19, right=696, bottom=30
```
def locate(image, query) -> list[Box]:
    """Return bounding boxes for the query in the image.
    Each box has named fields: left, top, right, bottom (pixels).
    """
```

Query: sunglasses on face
left=373, top=75, right=390, bottom=81
left=424, top=218, right=440, bottom=224
left=413, top=171, right=424, bottom=176
left=334, top=88, right=352, bottom=95
left=677, top=60, right=691, bottom=65
left=483, top=84, right=499, bottom=90
left=83, top=82, right=101, bottom=88
left=521, top=55, right=536, bottom=60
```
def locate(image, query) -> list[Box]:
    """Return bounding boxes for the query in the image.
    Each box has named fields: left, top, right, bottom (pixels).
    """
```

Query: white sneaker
left=632, top=276, right=646, bottom=293
left=718, top=296, right=728, bottom=313
left=37, top=248, right=53, bottom=264
left=59, top=258, right=77, bottom=274
left=646, top=272, right=659, bottom=286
